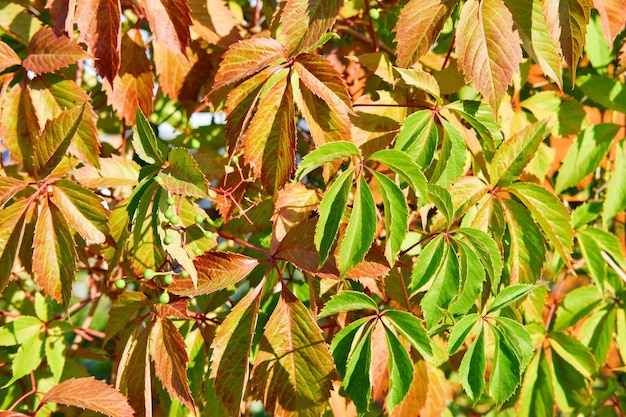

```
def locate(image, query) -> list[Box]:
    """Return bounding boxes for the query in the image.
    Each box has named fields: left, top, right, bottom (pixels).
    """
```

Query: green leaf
left=427, top=184, right=454, bottom=225
left=577, top=74, right=626, bottom=114
left=454, top=228, right=503, bottom=290
left=341, top=324, right=373, bottom=414
left=603, top=140, right=626, bottom=226
left=104, top=292, right=148, bottom=345
left=459, top=328, right=486, bottom=401
left=393, top=109, right=439, bottom=168
left=488, top=325, right=522, bottom=404
left=368, top=149, right=429, bottom=199
left=487, top=284, right=535, bottom=314
left=554, top=286, right=602, bottom=331
left=549, top=332, right=597, bottom=379
left=577, top=228, right=609, bottom=289
left=448, top=313, right=481, bottom=355
left=251, top=289, right=336, bottom=417
left=34, top=292, right=53, bottom=322
left=315, top=168, right=354, bottom=265
left=383, top=325, right=413, bottom=412
left=431, top=119, right=466, bottom=187
left=158, top=147, right=209, bottom=198
left=517, top=351, right=555, bottom=417
left=372, top=171, right=409, bottom=267
left=295, top=141, right=360, bottom=181
left=133, top=108, right=166, bottom=165
left=330, top=317, right=372, bottom=379
left=33, top=103, right=85, bottom=179
left=571, top=201, right=602, bottom=229
left=420, top=243, right=459, bottom=328
left=503, top=0, right=563, bottom=88
left=506, top=182, right=573, bottom=267
left=445, top=100, right=503, bottom=156
left=501, top=198, right=546, bottom=283
left=4, top=332, right=45, bottom=387
left=410, top=234, right=445, bottom=291
left=551, top=344, right=591, bottom=411
left=45, top=326, right=67, bottom=382
left=579, top=307, right=615, bottom=365
left=493, top=316, right=534, bottom=370
left=456, top=0, right=523, bottom=113
left=210, top=285, right=262, bottom=417
left=555, top=124, right=620, bottom=194
left=337, top=175, right=377, bottom=276
left=581, top=227, right=626, bottom=271
left=383, top=310, right=433, bottom=361
left=318, top=290, right=379, bottom=318
left=0, top=316, right=43, bottom=346
left=489, top=120, right=548, bottom=186
left=448, top=241, right=485, bottom=315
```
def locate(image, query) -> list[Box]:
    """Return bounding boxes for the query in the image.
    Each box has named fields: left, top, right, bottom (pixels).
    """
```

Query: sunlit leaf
left=368, top=149, right=429, bottom=199
left=141, top=0, right=192, bottom=55
left=384, top=326, right=413, bottom=412
left=341, top=324, right=373, bottom=413
left=73, top=155, right=140, bottom=188
left=459, top=328, right=485, bottom=401
left=189, top=0, right=240, bottom=47
left=23, top=27, right=90, bottom=74
left=393, top=109, right=438, bottom=169
left=420, top=242, right=459, bottom=328
left=549, top=331, right=597, bottom=379
left=158, top=148, right=209, bottom=198
left=372, top=171, right=409, bottom=267
left=592, top=0, right=626, bottom=45
left=318, top=291, right=379, bottom=318
left=517, top=351, right=554, bottom=417
left=294, top=53, right=352, bottom=115
left=294, top=141, right=360, bottom=182
left=603, top=140, right=626, bottom=226
left=0, top=40, right=21, bottom=71
left=488, top=325, right=521, bottom=404
left=0, top=201, right=32, bottom=292
left=383, top=310, right=433, bottom=361
left=487, top=284, right=536, bottom=313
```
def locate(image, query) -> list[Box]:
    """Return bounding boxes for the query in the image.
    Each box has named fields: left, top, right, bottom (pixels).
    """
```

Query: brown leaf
left=102, top=28, right=154, bottom=124
left=0, top=40, right=20, bottom=72
left=189, top=0, right=240, bottom=48
left=23, top=27, right=90, bottom=74
left=271, top=182, right=321, bottom=251
left=456, top=0, right=523, bottom=114
left=47, top=0, right=78, bottom=36
left=168, top=251, right=259, bottom=296
left=75, top=0, right=121, bottom=82
left=212, top=37, right=287, bottom=91
left=40, top=377, right=134, bottom=417
left=150, top=317, right=196, bottom=414
left=394, top=0, right=456, bottom=68
left=592, top=0, right=626, bottom=45
left=328, top=381, right=357, bottom=417
left=141, top=0, right=192, bottom=55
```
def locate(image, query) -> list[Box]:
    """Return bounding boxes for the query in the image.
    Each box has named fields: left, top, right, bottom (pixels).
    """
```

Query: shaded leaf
left=318, top=291, right=379, bottom=318
left=0, top=177, right=29, bottom=209
left=341, top=324, right=373, bottom=413
left=577, top=74, right=626, bottom=114
left=456, top=0, right=523, bottom=113
left=410, top=235, right=445, bottom=291
left=0, top=201, right=32, bottom=292
left=189, top=0, right=240, bottom=47
left=41, top=377, right=134, bottom=417
left=271, top=182, right=321, bottom=250
left=104, top=292, right=148, bottom=345
left=23, top=27, right=90, bottom=74
left=141, top=0, right=191, bottom=55
left=431, top=119, right=466, bottom=187
left=5, top=332, right=45, bottom=387
left=517, top=351, right=554, bottom=417
left=549, top=332, right=597, bottom=379
left=133, top=108, right=165, bottom=165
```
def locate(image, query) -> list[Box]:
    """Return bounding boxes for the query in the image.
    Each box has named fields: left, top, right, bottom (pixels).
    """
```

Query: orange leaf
left=592, top=0, right=626, bottom=45
left=23, top=27, right=90, bottom=75
left=189, top=0, right=240, bottom=48
left=0, top=81, right=38, bottom=175
left=294, top=53, right=352, bottom=115
left=270, top=182, right=321, bottom=251
left=40, top=377, right=134, bottom=417
left=75, top=0, right=121, bottom=82
left=456, top=0, right=523, bottom=114
left=150, top=317, right=196, bottom=414
left=47, top=0, right=78, bottom=36
left=0, top=40, right=20, bottom=72
left=141, top=0, right=192, bottom=55
left=102, top=29, right=154, bottom=124
left=394, top=0, right=456, bottom=68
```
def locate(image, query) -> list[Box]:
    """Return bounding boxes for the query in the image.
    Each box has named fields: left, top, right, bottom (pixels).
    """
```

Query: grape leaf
left=456, top=0, right=523, bottom=114
left=41, top=377, right=134, bottom=417
left=23, top=27, right=90, bottom=74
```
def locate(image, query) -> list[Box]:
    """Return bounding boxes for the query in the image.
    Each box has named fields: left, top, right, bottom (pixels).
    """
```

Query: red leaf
left=23, top=27, right=90, bottom=75
left=168, top=251, right=259, bottom=296
left=41, top=377, right=134, bottom=417
left=141, top=0, right=192, bottom=55
left=0, top=40, right=20, bottom=72
left=102, top=29, right=154, bottom=124
left=592, top=0, right=626, bottom=45
left=274, top=0, right=343, bottom=54
left=150, top=317, right=196, bottom=414
left=394, top=0, right=456, bottom=67
left=75, top=0, right=121, bottom=82
left=294, top=53, right=352, bottom=115
left=242, top=70, right=296, bottom=195
left=189, top=0, right=240, bottom=48
left=47, top=0, right=78, bottom=36
left=456, top=0, right=523, bottom=114
left=212, top=37, right=287, bottom=91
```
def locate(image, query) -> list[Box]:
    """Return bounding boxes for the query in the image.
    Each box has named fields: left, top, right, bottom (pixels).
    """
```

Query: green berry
left=143, top=269, right=155, bottom=280
left=190, top=138, right=201, bottom=149
left=193, top=247, right=202, bottom=256
left=163, top=235, right=174, bottom=245
left=163, top=274, right=174, bottom=286
left=166, top=197, right=175, bottom=206
left=195, top=214, right=204, bottom=224
left=164, top=208, right=176, bottom=219
left=230, top=155, right=239, bottom=165
left=369, top=8, right=380, bottom=20
left=180, top=270, right=189, bottom=278
left=203, top=230, right=213, bottom=239
left=159, top=291, right=170, bottom=304
left=114, top=278, right=126, bottom=289
left=169, top=215, right=180, bottom=225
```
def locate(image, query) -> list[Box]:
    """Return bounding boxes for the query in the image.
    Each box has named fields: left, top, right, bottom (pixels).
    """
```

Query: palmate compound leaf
left=41, top=377, right=134, bottom=417
left=337, top=175, right=377, bottom=276
left=242, top=69, right=297, bottom=195
left=543, top=0, right=592, bottom=84
left=371, top=171, right=409, bottom=267
left=33, top=198, right=77, bottom=305
left=456, top=0, right=523, bottom=115
left=489, top=120, right=549, bottom=186
left=393, top=0, right=457, bottom=68
left=554, top=124, right=620, bottom=194
left=23, top=27, right=90, bottom=75
left=33, top=103, right=85, bottom=180
left=274, top=0, right=343, bottom=55
left=150, top=317, right=196, bottom=414
left=250, top=288, right=337, bottom=417
left=315, top=168, right=354, bottom=266
left=294, top=141, right=360, bottom=182
left=503, top=0, right=563, bottom=88
left=505, top=182, right=573, bottom=268
left=209, top=285, right=262, bottom=417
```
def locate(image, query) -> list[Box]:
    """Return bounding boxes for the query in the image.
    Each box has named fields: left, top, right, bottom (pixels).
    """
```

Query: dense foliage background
left=1, top=0, right=626, bottom=415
